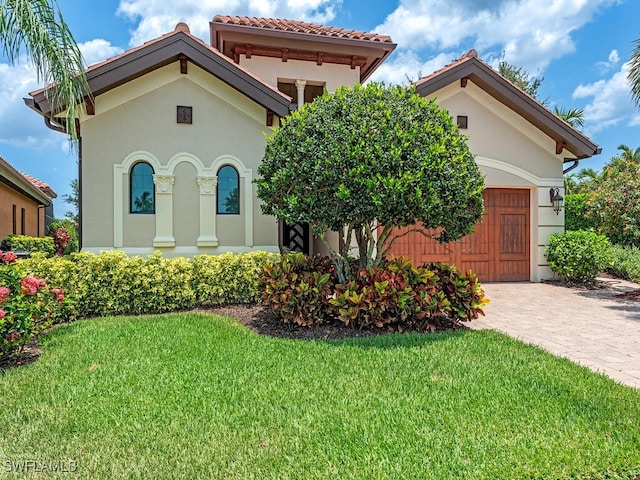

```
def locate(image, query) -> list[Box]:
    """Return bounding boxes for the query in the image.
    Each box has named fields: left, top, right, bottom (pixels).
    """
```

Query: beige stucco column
left=152, top=174, right=175, bottom=247
left=295, top=79, right=307, bottom=110
left=196, top=175, right=219, bottom=247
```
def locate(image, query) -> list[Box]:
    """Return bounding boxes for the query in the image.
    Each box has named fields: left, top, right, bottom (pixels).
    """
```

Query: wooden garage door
left=388, top=188, right=530, bottom=282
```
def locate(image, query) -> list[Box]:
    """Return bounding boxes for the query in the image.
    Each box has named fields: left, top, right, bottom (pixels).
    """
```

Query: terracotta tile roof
left=30, top=22, right=291, bottom=105
left=20, top=172, right=52, bottom=192
left=0, top=156, right=56, bottom=202
left=212, top=15, right=393, bottom=43
left=414, top=49, right=479, bottom=87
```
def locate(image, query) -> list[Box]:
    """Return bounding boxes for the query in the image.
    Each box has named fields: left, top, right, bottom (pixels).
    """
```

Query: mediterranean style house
left=0, top=156, right=56, bottom=240
left=25, top=16, right=598, bottom=282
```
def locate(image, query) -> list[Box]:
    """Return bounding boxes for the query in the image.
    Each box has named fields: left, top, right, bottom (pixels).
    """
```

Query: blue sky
left=1, top=0, right=639, bottom=217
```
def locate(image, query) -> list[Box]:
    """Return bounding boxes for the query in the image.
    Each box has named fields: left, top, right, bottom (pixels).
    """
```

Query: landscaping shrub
left=260, top=254, right=489, bottom=331
left=607, top=245, right=640, bottom=283
left=260, top=253, right=337, bottom=326
left=0, top=251, right=64, bottom=359
left=1, top=234, right=54, bottom=257
left=22, top=250, right=277, bottom=319
left=192, top=251, right=279, bottom=305
left=330, top=258, right=448, bottom=330
left=47, top=219, right=79, bottom=255
left=427, top=262, right=489, bottom=321
left=564, top=193, right=598, bottom=232
left=545, top=230, right=612, bottom=283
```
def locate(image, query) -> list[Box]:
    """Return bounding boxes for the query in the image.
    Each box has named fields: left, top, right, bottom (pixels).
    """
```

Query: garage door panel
left=386, top=188, right=530, bottom=282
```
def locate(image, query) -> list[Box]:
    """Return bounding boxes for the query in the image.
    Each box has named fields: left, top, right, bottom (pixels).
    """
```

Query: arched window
left=217, top=165, right=239, bottom=214
left=130, top=162, right=155, bottom=214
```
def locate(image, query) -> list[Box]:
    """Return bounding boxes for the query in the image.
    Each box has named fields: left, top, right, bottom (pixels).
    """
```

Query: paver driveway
left=470, top=277, right=640, bottom=389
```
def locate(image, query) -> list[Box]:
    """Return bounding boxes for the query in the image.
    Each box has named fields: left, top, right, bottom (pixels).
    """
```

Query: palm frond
left=0, top=0, right=89, bottom=138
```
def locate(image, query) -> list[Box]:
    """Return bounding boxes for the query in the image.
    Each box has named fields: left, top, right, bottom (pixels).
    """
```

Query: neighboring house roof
left=210, top=15, right=396, bottom=82
left=0, top=156, right=55, bottom=205
left=414, top=50, right=600, bottom=159
left=25, top=23, right=294, bottom=121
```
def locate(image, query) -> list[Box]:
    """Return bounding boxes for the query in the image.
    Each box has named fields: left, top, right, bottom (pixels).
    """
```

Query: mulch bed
left=0, top=342, right=42, bottom=372
left=201, top=304, right=466, bottom=341
left=616, top=289, right=640, bottom=301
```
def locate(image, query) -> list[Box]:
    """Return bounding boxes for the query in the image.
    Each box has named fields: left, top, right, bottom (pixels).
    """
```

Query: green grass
left=1, top=313, right=639, bottom=479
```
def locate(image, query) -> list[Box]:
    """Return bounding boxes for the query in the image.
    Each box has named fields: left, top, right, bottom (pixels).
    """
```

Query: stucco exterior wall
left=425, top=81, right=564, bottom=281
left=80, top=61, right=279, bottom=255
left=0, top=183, right=44, bottom=239
left=240, top=56, right=360, bottom=92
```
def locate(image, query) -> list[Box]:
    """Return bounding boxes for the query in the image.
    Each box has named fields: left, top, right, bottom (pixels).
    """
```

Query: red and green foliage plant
left=426, top=262, right=488, bottom=321
left=0, top=251, right=64, bottom=360
left=260, top=254, right=489, bottom=331
left=260, top=253, right=337, bottom=326
left=48, top=219, right=79, bottom=256
left=330, top=258, right=450, bottom=331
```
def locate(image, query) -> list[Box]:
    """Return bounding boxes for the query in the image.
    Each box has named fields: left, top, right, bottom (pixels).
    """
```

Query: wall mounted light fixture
left=550, top=187, right=564, bottom=215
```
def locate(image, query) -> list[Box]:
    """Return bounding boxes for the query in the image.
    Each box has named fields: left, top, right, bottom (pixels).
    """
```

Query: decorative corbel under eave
left=461, top=77, right=469, bottom=88
left=555, top=140, right=567, bottom=155
left=85, top=97, right=95, bottom=115
left=266, top=110, right=274, bottom=127
left=179, top=54, right=188, bottom=74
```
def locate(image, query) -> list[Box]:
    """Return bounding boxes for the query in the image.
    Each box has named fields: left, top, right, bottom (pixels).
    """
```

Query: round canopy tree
left=257, top=83, right=485, bottom=280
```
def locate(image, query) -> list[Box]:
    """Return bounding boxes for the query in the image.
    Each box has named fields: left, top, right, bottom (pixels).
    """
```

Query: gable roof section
left=414, top=50, right=600, bottom=159
left=0, top=157, right=55, bottom=205
left=211, top=15, right=396, bottom=82
left=26, top=23, right=293, bottom=120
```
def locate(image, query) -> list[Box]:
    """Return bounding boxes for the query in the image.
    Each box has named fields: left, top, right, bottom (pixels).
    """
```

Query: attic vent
left=457, top=115, right=468, bottom=129
left=177, top=106, right=192, bottom=124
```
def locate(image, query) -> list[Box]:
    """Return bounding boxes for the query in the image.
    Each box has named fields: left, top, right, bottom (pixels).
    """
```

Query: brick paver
left=469, top=278, right=640, bottom=389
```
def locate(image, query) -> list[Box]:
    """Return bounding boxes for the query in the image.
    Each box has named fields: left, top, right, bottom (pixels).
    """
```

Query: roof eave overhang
left=29, top=31, right=293, bottom=119
left=0, top=161, right=53, bottom=206
left=415, top=58, right=600, bottom=159
left=210, top=21, right=397, bottom=83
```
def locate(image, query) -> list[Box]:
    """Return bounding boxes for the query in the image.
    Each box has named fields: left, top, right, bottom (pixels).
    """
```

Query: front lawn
left=1, top=313, right=639, bottom=479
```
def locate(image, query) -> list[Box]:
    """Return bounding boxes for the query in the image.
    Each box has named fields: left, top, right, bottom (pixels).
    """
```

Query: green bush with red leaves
left=260, top=254, right=488, bottom=331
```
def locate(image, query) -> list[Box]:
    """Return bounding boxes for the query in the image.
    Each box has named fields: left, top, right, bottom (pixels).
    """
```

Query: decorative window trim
left=114, top=152, right=254, bottom=249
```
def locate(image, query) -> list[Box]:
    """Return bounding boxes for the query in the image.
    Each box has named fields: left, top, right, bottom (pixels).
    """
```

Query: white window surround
left=114, top=151, right=253, bottom=249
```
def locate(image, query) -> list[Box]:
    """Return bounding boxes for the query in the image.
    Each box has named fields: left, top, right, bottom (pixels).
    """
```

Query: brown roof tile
left=212, top=15, right=393, bottom=43
left=20, top=172, right=52, bottom=192
left=414, top=49, right=479, bottom=87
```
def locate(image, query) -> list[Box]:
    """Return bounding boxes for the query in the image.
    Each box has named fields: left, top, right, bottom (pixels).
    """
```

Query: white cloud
left=375, top=0, right=619, bottom=74
left=0, top=37, right=123, bottom=148
left=370, top=50, right=454, bottom=85
left=0, top=61, right=61, bottom=149
left=79, top=39, right=124, bottom=66
left=116, top=0, right=342, bottom=46
left=573, top=61, right=639, bottom=134
left=595, top=48, right=620, bottom=74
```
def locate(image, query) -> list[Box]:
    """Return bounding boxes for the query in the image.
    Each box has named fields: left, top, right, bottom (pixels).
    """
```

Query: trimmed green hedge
left=1, top=235, right=55, bottom=257
left=607, top=245, right=640, bottom=283
left=20, top=251, right=279, bottom=321
left=545, top=230, right=611, bottom=283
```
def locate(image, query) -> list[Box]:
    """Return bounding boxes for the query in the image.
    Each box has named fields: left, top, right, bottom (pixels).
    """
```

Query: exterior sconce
left=550, top=188, right=564, bottom=215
